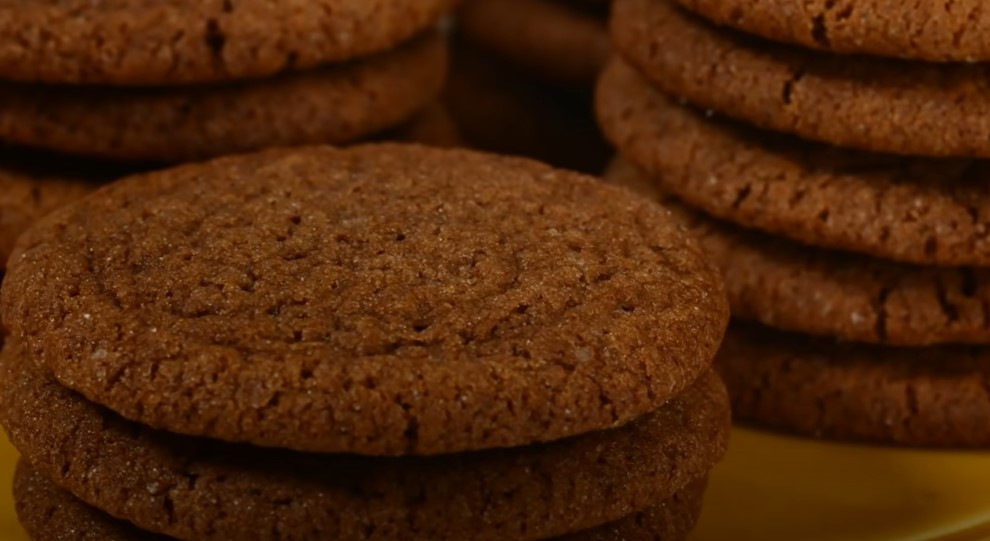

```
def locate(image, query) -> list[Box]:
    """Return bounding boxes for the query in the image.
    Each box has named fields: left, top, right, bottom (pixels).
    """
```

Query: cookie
left=12, top=462, right=707, bottom=541
left=444, top=42, right=611, bottom=174
left=0, top=33, right=447, bottom=163
left=1, top=144, right=728, bottom=455
left=458, top=0, right=610, bottom=86
left=716, top=322, right=990, bottom=447
left=611, top=0, right=990, bottom=158
left=672, top=0, right=990, bottom=62
left=596, top=57, right=990, bottom=267
left=0, top=347, right=729, bottom=541
left=605, top=159, right=990, bottom=347
left=0, top=0, right=454, bottom=86
left=0, top=167, right=96, bottom=272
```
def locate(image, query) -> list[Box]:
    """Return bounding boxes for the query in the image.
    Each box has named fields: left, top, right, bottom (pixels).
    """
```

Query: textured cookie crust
left=716, top=323, right=990, bottom=447
left=596, top=57, right=990, bottom=267
left=458, top=0, right=610, bottom=86
left=444, top=42, right=610, bottom=174
left=0, top=0, right=455, bottom=86
left=611, top=0, right=990, bottom=158
left=0, top=33, right=447, bottom=162
left=0, top=350, right=729, bottom=541
left=0, top=168, right=96, bottom=271
left=605, top=159, right=990, bottom=347
left=13, top=463, right=706, bottom=541
left=673, top=0, right=990, bottom=62
left=1, top=144, right=728, bottom=455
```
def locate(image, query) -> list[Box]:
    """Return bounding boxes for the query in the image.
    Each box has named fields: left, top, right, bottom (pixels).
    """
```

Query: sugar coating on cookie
left=595, top=57, right=990, bottom=267
left=0, top=33, right=448, bottom=162
left=611, top=0, right=990, bottom=158
left=716, top=323, right=990, bottom=447
left=0, top=0, right=456, bottom=85
left=0, top=347, right=729, bottom=541
left=605, top=158, right=990, bottom=347
left=673, top=0, right=990, bottom=62
left=1, top=144, right=728, bottom=455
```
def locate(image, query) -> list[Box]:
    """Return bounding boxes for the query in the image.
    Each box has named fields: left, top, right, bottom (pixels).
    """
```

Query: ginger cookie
left=596, top=57, right=990, bottom=267
left=672, top=0, right=990, bottom=62
left=716, top=323, right=990, bottom=447
left=611, top=0, right=990, bottom=158
left=605, top=159, right=990, bottom=347
left=458, top=0, right=610, bottom=86
left=0, top=0, right=454, bottom=86
left=0, top=33, right=447, bottom=162
left=0, top=348, right=729, bottom=541
left=1, top=144, right=728, bottom=455
left=12, top=462, right=707, bottom=541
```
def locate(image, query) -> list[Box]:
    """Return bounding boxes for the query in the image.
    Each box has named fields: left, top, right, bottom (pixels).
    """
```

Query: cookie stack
left=0, top=145, right=731, bottom=541
left=598, top=0, right=990, bottom=446
left=445, top=0, right=611, bottom=173
left=0, top=0, right=461, bottom=294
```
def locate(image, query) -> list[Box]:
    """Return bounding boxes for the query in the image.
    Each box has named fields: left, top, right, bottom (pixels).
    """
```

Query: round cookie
left=596, top=57, right=990, bottom=267
left=13, top=463, right=709, bottom=541
left=0, top=33, right=447, bottom=162
left=605, top=159, right=990, bottom=347
left=0, top=0, right=455, bottom=86
left=444, top=42, right=611, bottom=174
left=1, top=143, right=728, bottom=455
left=0, top=348, right=729, bottom=541
left=611, top=0, right=990, bottom=158
left=672, top=0, right=990, bottom=62
left=715, top=323, right=990, bottom=447
left=458, top=0, right=610, bottom=86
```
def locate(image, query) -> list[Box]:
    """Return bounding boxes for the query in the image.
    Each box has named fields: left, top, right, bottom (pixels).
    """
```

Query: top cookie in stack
left=597, top=0, right=990, bottom=446
left=0, top=0, right=455, bottom=163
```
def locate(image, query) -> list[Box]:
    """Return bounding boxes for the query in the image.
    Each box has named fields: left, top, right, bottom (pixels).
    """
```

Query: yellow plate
left=3, top=428, right=990, bottom=540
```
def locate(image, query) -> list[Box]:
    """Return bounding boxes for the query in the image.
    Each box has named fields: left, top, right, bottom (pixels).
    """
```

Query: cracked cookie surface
left=672, top=0, right=990, bottom=62
left=0, top=33, right=448, bottom=162
left=715, top=323, right=990, bottom=446
left=0, top=0, right=455, bottom=86
left=611, top=0, right=990, bottom=158
left=596, top=58, right=990, bottom=267
left=1, top=143, right=728, bottom=455
left=0, top=350, right=728, bottom=541
left=605, top=159, right=990, bottom=347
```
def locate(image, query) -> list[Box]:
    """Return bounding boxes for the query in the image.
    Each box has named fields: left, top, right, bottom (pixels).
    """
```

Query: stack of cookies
left=598, top=0, right=990, bottom=446
left=445, top=0, right=611, bottom=173
left=0, top=144, right=732, bottom=540
left=0, top=0, right=460, bottom=295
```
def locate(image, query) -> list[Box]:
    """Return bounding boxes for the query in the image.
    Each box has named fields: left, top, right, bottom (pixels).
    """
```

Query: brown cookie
left=672, top=0, right=990, bottom=62
left=0, top=33, right=447, bottom=163
left=0, top=347, right=729, bottom=541
left=1, top=144, right=728, bottom=455
left=458, top=0, right=610, bottom=86
left=0, top=169, right=95, bottom=272
left=605, top=159, right=990, bottom=347
left=12, top=462, right=707, bottom=541
left=596, top=57, right=990, bottom=267
left=611, top=0, right=990, bottom=158
left=444, top=42, right=611, bottom=174
left=0, top=0, right=454, bottom=86
left=715, top=322, right=990, bottom=447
